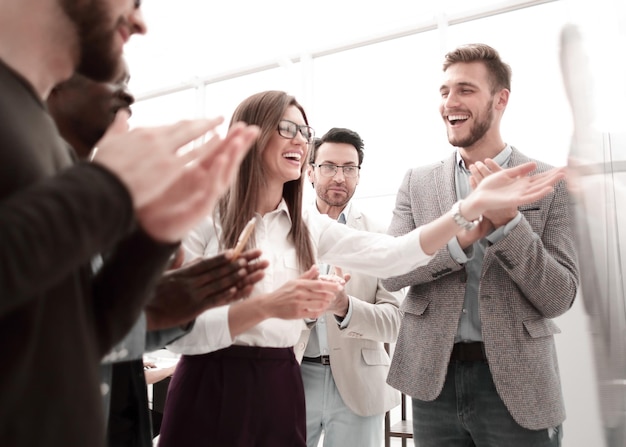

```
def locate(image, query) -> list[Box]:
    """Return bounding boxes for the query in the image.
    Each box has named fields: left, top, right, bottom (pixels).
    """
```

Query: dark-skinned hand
left=145, top=248, right=268, bottom=330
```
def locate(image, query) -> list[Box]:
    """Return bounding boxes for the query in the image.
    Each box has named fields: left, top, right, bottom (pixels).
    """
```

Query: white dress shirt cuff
left=166, top=305, right=233, bottom=355
left=448, top=237, right=474, bottom=264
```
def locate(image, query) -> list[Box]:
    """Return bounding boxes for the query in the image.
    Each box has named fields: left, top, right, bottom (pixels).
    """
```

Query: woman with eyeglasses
left=157, top=90, right=565, bottom=446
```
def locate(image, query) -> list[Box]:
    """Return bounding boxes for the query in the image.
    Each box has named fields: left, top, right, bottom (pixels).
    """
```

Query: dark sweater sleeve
left=0, top=154, right=184, bottom=354
left=92, top=228, right=178, bottom=356
left=0, top=162, right=135, bottom=316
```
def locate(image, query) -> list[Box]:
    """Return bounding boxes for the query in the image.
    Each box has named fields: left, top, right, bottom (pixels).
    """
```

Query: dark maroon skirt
left=157, top=345, right=306, bottom=447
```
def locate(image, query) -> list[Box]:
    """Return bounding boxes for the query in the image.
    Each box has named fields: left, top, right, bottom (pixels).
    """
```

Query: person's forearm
left=340, top=287, right=403, bottom=343
left=144, top=364, right=176, bottom=385
left=419, top=194, right=491, bottom=256
left=0, top=162, right=133, bottom=315
left=227, top=296, right=269, bottom=338
left=419, top=209, right=463, bottom=255
left=92, top=228, right=177, bottom=356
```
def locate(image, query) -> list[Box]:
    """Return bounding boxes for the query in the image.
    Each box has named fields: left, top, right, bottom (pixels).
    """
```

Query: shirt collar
left=262, top=198, right=292, bottom=224
left=455, top=144, right=513, bottom=171
left=338, top=201, right=352, bottom=223
left=311, top=200, right=352, bottom=223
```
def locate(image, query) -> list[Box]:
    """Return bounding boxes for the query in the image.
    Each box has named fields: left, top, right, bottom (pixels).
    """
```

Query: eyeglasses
left=312, top=163, right=361, bottom=178
left=277, top=120, right=315, bottom=143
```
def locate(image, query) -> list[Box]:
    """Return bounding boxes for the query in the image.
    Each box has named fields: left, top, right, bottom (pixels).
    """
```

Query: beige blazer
left=295, top=204, right=403, bottom=417
left=383, top=148, right=579, bottom=430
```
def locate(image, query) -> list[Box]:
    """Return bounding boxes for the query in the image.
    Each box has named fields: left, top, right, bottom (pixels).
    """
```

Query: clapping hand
left=93, top=111, right=259, bottom=243
left=257, top=266, right=343, bottom=321
left=320, top=266, right=352, bottom=318
left=145, top=248, right=268, bottom=330
left=468, top=159, right=520, bottom=227
left=463, top=160, right=565, bottom=220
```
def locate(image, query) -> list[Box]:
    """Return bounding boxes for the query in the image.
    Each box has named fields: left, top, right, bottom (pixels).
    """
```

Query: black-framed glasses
left=311, top=163, right=361, bottom=178
left=277, top=120, right=315, bottom=143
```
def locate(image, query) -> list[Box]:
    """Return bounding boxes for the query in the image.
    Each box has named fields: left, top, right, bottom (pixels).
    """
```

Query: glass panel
left=129, top=88, right=198, bottom=127
left=203, top=65, right=304, bottom=124
left=444, top=1, right=572, bottom=167
left=311, top=31, right=442, bottom=219
left=562, top=9, right=626, bottom=443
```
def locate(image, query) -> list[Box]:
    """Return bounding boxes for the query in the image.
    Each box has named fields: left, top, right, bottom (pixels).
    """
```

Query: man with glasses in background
left=295, top=127, right=403, bottom=447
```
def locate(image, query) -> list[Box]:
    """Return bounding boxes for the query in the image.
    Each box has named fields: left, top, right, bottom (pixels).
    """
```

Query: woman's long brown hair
left=217, top=90, right=315, bottom=272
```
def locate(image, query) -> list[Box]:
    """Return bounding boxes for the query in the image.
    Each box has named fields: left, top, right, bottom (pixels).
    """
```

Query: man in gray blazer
left=295, top=128, right=403, bottom=447
left=382, top=44, right=579, bottom=446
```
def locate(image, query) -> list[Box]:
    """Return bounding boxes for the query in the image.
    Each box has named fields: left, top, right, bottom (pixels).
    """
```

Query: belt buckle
left=321, top=355, right=330, bottom=365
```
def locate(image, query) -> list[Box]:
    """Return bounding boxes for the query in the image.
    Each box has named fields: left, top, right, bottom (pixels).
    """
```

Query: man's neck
left=316, top=199, right=348, bottom=220
left=0, top=1, right=76, bottom=100
left=458, top=133, right=506, bottom=167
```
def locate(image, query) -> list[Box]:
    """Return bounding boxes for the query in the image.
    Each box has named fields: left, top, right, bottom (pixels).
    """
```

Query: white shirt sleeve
left=166, top=305, right=233, bottom=355
left=306, top=210, right=432, bottom=278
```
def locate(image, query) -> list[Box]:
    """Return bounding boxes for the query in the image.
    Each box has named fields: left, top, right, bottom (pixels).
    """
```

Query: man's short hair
left=310, top=127, right=365, bottom=165
left=443, top=43, right=512, bottom=93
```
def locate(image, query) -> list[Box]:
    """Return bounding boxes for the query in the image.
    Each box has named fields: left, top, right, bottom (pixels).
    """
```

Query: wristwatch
left=451, top=200, right=483, bottom=231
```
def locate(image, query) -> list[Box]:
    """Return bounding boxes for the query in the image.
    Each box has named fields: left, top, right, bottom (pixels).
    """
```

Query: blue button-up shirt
left=304, top=208, right=352, bottom=357
left=447, top=145, right=522, bottom=342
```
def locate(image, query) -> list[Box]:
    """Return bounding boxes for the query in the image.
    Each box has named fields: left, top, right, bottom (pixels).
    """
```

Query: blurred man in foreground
left=48, top=64, right=267, bottom=447
left=0, top=0, right=258, bottom=445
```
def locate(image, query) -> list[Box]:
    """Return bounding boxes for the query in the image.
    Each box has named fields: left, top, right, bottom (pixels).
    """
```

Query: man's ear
left=306, top=164, right=315, bottom=187
left=495, top=88, right=510, bottom=110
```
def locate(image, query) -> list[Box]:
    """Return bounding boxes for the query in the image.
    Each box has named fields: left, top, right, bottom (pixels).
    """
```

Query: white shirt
left=167, top=199, right=431, bottom=355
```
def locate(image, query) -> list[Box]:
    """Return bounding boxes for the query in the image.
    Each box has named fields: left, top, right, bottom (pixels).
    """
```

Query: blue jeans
left=412, top=360, right=563, bottom=447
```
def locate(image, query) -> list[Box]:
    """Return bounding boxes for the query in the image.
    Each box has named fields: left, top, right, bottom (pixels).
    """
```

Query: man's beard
left=61, top=0, right=121, bottom=82
left=448, top=100, right=494, bottom=149
left=318, top=186, right=354, bottom=208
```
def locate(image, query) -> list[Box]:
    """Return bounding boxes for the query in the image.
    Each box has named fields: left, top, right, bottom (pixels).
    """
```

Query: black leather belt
left=450, top=342, right=487, bottom=362
left=302, top=355, right=330, bottom=365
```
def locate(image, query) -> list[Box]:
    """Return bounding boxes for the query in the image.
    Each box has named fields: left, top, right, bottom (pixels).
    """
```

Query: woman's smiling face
left=262, top=105, right=310, bottom=185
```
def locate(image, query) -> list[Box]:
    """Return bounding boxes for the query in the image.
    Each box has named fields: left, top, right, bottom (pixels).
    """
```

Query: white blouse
left=167, top=200, right=430, bottom=355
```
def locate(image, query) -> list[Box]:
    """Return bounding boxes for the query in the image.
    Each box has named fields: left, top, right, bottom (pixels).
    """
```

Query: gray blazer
left=295, top=203, right=403, bottom=417
left=383, top=148, right=579, bottom=430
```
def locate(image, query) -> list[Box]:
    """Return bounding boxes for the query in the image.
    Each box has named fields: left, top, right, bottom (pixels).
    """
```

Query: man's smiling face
left=439, top=61, right=497, bottom=150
